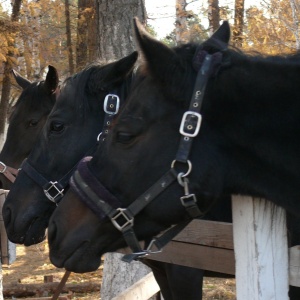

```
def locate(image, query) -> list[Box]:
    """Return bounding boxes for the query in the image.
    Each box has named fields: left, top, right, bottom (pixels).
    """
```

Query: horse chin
left=19, top=217, right=48, bottom=246
left=23, top=227, right=46, bottom=246
left=64, top=253, right=101, bottom=273
left=50, top=241, right=102, bottom=273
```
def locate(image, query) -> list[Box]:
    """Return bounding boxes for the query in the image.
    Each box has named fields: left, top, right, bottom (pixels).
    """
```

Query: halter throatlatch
left=71, top=50, right=223, bottom=262
left=21, top=91, right=121, bottom=204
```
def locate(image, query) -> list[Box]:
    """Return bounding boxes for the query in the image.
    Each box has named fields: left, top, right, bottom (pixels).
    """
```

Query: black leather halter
left=70, top=50, right=223, bottom=262
left=21, top=92, right=121, bottom=204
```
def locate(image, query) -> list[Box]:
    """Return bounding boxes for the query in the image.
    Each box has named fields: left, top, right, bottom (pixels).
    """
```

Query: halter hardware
left=104, top=94, right=120, bottom=115
left=179, top=111, right=202, bottom=137
left=43, top=181, right=64, bottom=203
left=171, top=159, right=192, bottom=178
left=0, top=161, right=19, bottom=183
left=111, top=208, right=134, bottom=231
left=0, top=161, right=7, bottom=173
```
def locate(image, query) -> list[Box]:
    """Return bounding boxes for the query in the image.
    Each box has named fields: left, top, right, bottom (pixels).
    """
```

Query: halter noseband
left=21, top=92, right=121, bottom=204
left=71, top=50, right=223, bottom=262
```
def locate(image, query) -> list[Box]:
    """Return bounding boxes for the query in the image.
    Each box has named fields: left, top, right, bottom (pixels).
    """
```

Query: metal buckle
left=104, top=94, right=120, bottom=115
left=111, top=208, right=134, bottom=232
left=179, top=111, right=202, bottom=137
left=180, top=194, right=197, bottom=207
left=0, top=161, right=7, bottom=173
left=44, top=181, right=64, bottom=203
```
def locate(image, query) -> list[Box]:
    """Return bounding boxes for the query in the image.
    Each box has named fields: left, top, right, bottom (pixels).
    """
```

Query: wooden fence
left=117, top=196, right=300, bottom=300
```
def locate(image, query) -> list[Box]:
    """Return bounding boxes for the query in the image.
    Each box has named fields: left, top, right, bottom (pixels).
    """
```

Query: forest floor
left=2, top=240, right=236, bottom=299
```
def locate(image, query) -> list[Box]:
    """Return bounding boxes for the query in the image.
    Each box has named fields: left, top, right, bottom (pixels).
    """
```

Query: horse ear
left=11, top=69, right=31, bottom=90
left=133, top=17, right=180, bottom=79
left=44, top=65, right=59, bottom=94
left=203, top=21, right=230, bottom=51
left=112, top=51, right=138, bottom=77
left=105, top=51, right=138, bottom=83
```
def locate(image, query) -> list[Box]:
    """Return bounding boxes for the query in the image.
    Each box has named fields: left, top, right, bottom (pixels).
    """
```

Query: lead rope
left=51, top=270, right=71, bottom=300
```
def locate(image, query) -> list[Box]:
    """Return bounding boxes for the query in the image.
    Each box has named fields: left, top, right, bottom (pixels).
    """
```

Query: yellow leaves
left=244, top=1, right=297, bottom=54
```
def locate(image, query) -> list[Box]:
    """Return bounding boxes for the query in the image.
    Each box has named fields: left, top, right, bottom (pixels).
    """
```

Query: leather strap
left=0, top=161, right=19, bottom=183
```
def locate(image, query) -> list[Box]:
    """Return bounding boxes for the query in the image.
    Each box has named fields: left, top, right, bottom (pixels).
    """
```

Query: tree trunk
left=76, top=0, right=97, bottom=71
left=30, top=0, right=41, bottom=79
left=233, top=0, right=245, bottom=48
left=289, top=0, right=300, bottom=50
left=0, top=0, right=22, bottom=143
left=65, top=0, right=74, bottom=75
left=96, top=0, right=146, bottom=61
left=175, top=0, right=188, bottom=44
left=208, top=0, right=220, bottom=35
left=95, top=2, right=154, bottom=299
left=87, top=0, right=98, bottom=63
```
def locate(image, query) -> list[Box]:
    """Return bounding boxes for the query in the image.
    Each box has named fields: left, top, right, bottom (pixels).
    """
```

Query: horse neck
left=214, top=57, right=300, bottom=213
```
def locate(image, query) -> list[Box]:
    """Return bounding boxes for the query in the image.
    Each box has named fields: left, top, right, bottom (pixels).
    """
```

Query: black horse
left=47, top=19, right=300, bottom=298
left=3, top=52, right=220, bottom=300
left=0, top=66, right=58, bottom=189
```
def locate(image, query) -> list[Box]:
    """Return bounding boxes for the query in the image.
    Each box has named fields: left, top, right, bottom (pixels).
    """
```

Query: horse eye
left=29, top=119, right=38, bottom=127
left=116, top=132, right=135, bottom=143
left=50, top=121, right=64, bottom=133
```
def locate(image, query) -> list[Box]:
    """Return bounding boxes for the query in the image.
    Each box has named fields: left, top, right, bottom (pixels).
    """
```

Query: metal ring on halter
left=97, top=132, right=102, bottom=142
left=0, top=161, right=7, bottom=173
left=171, top=159, right=192, bottom=177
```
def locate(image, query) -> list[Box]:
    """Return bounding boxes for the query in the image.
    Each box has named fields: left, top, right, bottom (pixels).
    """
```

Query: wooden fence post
left=232, top=196, right=289, bottom=300
left=0, top=189, right=16, bottom=300
left=100, top=253, right=157, bottom=300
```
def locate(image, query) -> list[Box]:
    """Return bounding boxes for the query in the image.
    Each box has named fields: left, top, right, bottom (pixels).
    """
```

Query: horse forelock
left=58, top=66, right=103, bottom=117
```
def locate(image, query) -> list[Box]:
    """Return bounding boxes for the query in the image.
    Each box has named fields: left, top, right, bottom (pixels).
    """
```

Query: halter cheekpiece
left=70, top=49, right=223, bottom=262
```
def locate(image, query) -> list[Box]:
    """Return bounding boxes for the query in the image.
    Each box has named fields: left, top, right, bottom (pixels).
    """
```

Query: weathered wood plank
left=232, top=196, right=289, bottom=300
left=173, top=219, right=233, bottom=249
left=0, top=189, right=16, bottom=265
left=289, top=245, right=300, bottom=287
left=146, top=240, right=235, bottom=275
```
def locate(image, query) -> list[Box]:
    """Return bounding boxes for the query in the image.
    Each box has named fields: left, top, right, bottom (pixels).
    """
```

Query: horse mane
left=139, top=39, right=300, bottom=106
left=58, top=63, right=104, bottom=116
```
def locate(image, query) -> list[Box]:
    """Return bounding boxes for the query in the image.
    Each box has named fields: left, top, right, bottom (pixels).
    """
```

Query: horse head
left=0, top=66, right=58, bottom=189
left=3, top=52, right=138, bottom=246
left=47, top=19, right=234, bottom=272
